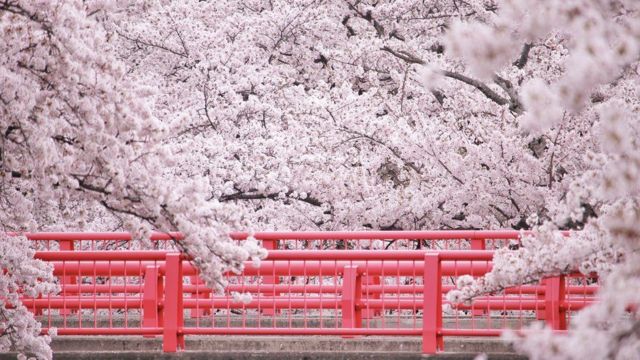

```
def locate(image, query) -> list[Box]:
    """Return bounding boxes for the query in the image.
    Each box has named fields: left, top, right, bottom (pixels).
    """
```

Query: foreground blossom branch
left=0, top=235, right=58, bottom=359
left=2, top=1, right=266, bottom=356
left=2, top=0, right=639, bottom=358
left=443, top=1, right=640, bottom=358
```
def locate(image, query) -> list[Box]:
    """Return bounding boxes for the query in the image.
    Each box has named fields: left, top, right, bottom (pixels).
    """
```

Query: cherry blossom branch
left=116, top=29, right=188, bottom=58
left=218, top=190, right=323, bottom=207
left=381, top=46, right=518, bottom=110
left=547, top=119, right=565, bottom=189
left=345, top=1, right=385, bottom=37
left=339, top=126, right=423, bottom=174
left=493, top=74, right=524, bottom=114
left=513, top=43, right=533, bottom=69
left=200, top=70, right=217, bottom=131
left=607, top=320, right=640, bottom=360
left=380, top=46, right=424, bottom=64
left=442, top=70, right=511, bottom=108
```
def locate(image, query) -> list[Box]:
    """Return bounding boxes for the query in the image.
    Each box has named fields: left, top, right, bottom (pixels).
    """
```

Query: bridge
left=18, top=231, right=596, bottom=358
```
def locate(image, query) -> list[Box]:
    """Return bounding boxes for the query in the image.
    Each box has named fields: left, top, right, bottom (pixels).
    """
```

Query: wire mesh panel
left=564, top=273, right=599, bottom=328
left=442, top=256, right=538, bottom=335
left=29, top=251, right=168, bottom=337
left=181, top=251, right=427, bottom=337
left=241, top=231, right=533, bottom=252
left=14, top=232, right=597, bottom=354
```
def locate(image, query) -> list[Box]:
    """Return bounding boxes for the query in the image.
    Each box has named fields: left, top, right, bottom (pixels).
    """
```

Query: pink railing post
left=143, top=265, right=163, bottom=338
left=545, top=276, right=567, bottom=330
left=423, top=253, right=443, bottom=354
left=342, top=265, right=362, bottom=338
left=262, top=239, right=279, bottom=316
left=163, top=254, right=185, bottom=352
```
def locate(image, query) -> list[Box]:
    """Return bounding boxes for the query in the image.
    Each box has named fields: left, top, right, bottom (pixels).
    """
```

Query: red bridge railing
left=16, top=232, right=594, bottom=354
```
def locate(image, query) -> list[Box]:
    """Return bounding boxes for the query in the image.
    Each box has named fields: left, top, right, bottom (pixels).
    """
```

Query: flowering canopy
left=1, top=0, right=639, bottom=358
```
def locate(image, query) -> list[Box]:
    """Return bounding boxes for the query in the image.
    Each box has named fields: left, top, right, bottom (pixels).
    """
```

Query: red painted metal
left=46, top=328, right=163, bottom=335
left=26, top=229, right=510, bottom=240
left=143, top=266, right=163, bottom=337
left=189, top=275, right=210, bottom=318
left=469, top=240, right=487, bottom=317
left=261, top=239, right=279, bottom=316
left=55, top=282, right=596, bottom=296
left=362, top=274, right=381, bottom=319
left=58, top=240, right=76, bottom=316
left=163, top=253, right=184, bottom=352
left=36, top=251, right=169, bottom=261
left=545, top=276, right=568, bottom=330
left=341, top=265, right=362, bottom=337
left=423, top=253, right=443, bottom=353
left=182, top=328, right=422, bottom=335
left=24, top=230, right=570, bottom=248
left=15, top=231, right=592, bottom=356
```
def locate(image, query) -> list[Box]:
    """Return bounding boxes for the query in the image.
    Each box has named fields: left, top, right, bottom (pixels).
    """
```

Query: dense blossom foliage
left=442, top=1, right=640, bottom=359
left=111, top=0, right=599, bottom=233
left=1, top=0, right=638, bottom=358
left=0, top=235, right=58, bottom=360
left=1, top=1, right=263, bottom=357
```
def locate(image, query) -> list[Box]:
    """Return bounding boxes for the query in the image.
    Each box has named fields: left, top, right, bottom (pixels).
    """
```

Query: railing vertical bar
left=163, top=253, right=184, bottom=352
left=423, top=253, right=442, bottom=354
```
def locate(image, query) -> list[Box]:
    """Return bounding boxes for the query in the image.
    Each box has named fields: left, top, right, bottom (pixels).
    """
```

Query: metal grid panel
left=16, top=232, right=593, bottom=354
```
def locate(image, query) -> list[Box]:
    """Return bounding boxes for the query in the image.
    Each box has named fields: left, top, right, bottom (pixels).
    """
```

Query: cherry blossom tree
left=0, top=234, right=58, bottom=360
left=111, top=0, right=594, bottom=233
left=441, top=1, right=640, bottom=358
left=2, top=0, right=639, bottom=358
left=111, top=0, right=639, bottom=358
left=1, top=1, right=264, bottom=357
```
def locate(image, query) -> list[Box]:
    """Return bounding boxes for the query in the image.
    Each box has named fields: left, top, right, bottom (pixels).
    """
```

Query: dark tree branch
left=490, top=204, right=511, bottom=220
left=218, top=190, right=323, bottom=207
left=100, top=200, right=158, bottom=223
left=493, top=75, right=524, bottom=114
left=547, top=118, right=565, bottom=189
left=345, top=1, right=385, bottom=37
left=430, top=89, right=446, bottom=105
left=340, top=127, right=423, bottom=174
left=200, top=69, right=217, bottom=131
left=341, top=16, right=356, bottom=37
left=116, top=30, right=188, bottom=58
left=381, top=46, right=424, bottom=64
left=434, top=155, right=465, bottom=185
left=513, top=43, right=533, bottom=69
left=442, top=70, right=510, bottom=107
left=381, top=46, right=519, bottom=111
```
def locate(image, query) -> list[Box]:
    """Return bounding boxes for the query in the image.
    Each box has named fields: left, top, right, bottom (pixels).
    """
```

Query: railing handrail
left=35, top=250, right=171, bottom=261
left=22, top=246, right=589, bottom=355
left=20, top=230, right=572, bottom=241
left=34, top=249, right=495, bottom=261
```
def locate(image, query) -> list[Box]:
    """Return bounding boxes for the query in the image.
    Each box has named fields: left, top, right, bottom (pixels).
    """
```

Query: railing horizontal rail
left=46, top=260, right=493, bottom=276
left=56, top=283, right=598, bottom=296
left=23, top=230, right=566, bottom=241
left=264, top=250, right=495, bottom=261
left=14, top=231, right=594, bottom=356
left=44, top=328, right=163, bottom=335
left=22, top=298, right=147, bottom=308
left=36, top=251, right=171, bottom=261
left=182, top=328, right=423, bottom=336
